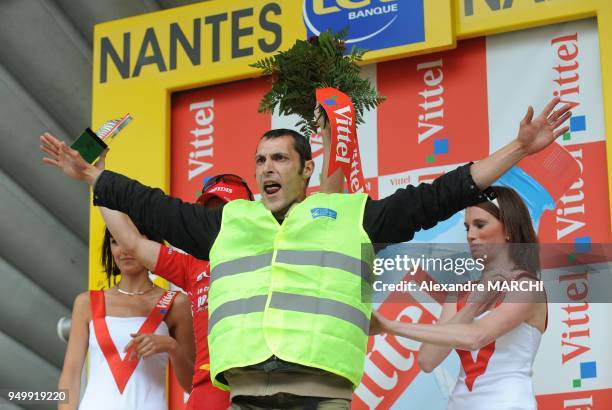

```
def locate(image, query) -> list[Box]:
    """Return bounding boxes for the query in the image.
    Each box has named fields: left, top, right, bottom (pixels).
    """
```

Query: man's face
left=255, top=135, right=313, bottom=217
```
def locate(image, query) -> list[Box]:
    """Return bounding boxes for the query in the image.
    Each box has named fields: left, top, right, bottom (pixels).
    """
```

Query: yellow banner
left=90, top=0, right=612, bottom=286
left=94, top=0, right=455, bottom=87
left=95, top=0, right=302, bottom=87
left=456, top=0, right=600, bottom=37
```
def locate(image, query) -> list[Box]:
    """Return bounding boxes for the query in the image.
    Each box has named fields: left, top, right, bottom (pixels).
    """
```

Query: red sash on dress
left=90, top=290, right=178, bottom=393
left=455, top=284, right=501, bottom=392
left=455, top=272, right=547, bottom=391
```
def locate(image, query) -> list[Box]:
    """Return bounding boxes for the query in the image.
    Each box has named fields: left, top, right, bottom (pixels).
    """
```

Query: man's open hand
left=40, top=132, right=101, bottom=185
left=516, top=97, right=571, bottom=155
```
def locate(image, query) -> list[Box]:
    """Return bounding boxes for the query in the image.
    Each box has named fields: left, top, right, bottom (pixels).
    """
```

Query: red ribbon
left=316, top=88, right=368, bottom=193
left=90, top=290, right=177, bottom=393
left=454, top=288, right=501, bottom=391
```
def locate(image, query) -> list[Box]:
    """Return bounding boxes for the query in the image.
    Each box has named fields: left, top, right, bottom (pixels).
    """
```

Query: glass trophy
left=70, top=113, right=132, bottom=163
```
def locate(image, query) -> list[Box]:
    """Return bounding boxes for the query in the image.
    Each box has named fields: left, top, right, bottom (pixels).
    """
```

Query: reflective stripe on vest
left=270, top=292, right=370, bottom=334
left=210, top=253, right=273, bottom=284
left=211, top=250, right=370, bottom=283
left=208, top=295, right=267, bottom=332
left=208, top=292, right=369, bottom=335
left=276, top=250, right=370, bottom=282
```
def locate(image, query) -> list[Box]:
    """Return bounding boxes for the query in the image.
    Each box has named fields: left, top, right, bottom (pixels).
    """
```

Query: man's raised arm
left=40, top=133, right=219, bottom=260
left=470, top=97, right=571, bottom=189
left=363, top=97, right=571, bottom=245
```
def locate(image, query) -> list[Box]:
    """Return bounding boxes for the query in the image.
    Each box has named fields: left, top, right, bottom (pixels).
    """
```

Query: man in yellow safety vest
left=41, top=97, right=570, bottom=409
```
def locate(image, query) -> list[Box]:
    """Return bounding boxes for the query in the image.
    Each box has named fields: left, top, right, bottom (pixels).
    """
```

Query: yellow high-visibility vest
left=208, top=193, right=374, bottom=390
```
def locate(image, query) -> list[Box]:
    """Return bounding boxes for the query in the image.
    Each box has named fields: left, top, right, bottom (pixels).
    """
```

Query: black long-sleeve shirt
left=93, top=164, right=489, bottom=260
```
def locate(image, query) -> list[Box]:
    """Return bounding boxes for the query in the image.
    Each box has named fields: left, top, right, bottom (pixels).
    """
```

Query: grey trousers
left=229, top=393, right=350, bottom=410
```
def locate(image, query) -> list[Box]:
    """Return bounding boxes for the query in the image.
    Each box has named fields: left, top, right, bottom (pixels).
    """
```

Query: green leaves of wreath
left=251, top=29, right=386, bottom=137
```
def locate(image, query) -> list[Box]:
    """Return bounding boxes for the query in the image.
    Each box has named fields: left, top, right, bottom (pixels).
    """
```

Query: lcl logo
left=303, top=0, right=422, bottom=52
left=311, top=0, right=397, bottom=15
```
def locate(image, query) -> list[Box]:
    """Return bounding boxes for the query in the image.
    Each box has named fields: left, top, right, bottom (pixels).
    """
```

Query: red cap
left=196, top=174, right=253, bottom=205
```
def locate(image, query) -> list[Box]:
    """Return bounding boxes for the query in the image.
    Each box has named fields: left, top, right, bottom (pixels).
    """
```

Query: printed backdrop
left=169, top=19, right=611, bottom=409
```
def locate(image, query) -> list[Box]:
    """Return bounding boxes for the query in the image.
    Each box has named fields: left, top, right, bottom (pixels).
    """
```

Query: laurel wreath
left=250, top=29, right=386, bottom=137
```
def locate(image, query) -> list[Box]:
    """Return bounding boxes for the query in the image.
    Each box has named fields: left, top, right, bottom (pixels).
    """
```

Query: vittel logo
left=188, top=99, right=215, bottom=181
left=157, top=291, right=176, bottom=309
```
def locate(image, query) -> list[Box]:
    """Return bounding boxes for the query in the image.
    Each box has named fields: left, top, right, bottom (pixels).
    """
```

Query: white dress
left=447, top=310, right=543, bottom=410
left=78, top=316, right=169, bottom=410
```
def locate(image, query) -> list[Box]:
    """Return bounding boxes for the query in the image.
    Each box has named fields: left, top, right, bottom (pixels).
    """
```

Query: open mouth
left=263, top=182, right=281, bottom=195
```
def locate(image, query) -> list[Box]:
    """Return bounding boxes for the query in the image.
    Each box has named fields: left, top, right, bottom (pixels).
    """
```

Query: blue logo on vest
left=311, top=207, right=337, bottom=220
left=303, top=0, right=425, bottom=52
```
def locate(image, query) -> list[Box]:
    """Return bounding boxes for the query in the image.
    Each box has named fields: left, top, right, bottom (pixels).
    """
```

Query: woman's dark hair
left=101, top=223, right=164, bottom=287
left=474, top=186, right=540, bottom=275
